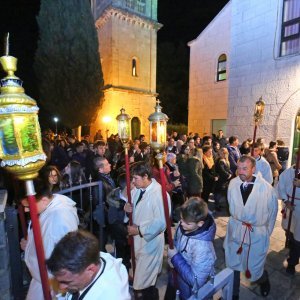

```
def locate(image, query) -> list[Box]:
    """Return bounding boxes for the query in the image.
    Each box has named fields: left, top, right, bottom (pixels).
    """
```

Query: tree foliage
left=34, top=0, right=103, bottom=128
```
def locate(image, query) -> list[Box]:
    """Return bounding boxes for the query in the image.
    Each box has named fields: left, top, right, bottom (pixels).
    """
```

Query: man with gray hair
left=224, top=155, right=278, bottom=299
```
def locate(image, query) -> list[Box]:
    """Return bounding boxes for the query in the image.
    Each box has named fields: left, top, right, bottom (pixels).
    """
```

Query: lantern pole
left=26, top=181, right=52, bottom=300
left=116, top=108, right=136, bottom=275
left=0, top=37, right=51, bottom=300
left=251, top=97, right=265, bottom=155
left=285, top=116, right=300, bottom=247
left=148, top=100, right=173, bottom=248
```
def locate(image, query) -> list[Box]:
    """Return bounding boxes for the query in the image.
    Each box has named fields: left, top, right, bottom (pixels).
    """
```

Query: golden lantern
left=116, top=108, right=131, bottom=144
left=253, top=97, right=265, bottom=123
left=148, top=99, right=169, bottom=153
left=0, top=54, right=46, bottom=180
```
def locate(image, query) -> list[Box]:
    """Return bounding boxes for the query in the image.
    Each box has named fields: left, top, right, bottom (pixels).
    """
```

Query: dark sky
left=0, top=0, right=229, bottom=127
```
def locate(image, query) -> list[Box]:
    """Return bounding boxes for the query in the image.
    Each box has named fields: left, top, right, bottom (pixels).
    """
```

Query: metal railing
left=57, top=180, right=104, bottom=246
left=189, top=268, right=234, bottom=300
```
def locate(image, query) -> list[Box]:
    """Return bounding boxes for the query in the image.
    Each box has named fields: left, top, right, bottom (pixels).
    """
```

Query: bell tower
left=91, top=0, right=161, bottom=140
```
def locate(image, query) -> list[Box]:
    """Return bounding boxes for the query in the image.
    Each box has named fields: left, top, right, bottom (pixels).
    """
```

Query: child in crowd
left=167, top=197, right=216, bottom=299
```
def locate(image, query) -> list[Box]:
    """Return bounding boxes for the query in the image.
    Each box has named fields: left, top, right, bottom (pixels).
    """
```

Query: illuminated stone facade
left=90, top=0, right=161, bottom=140
left=188, top=0, right=300, bottom=156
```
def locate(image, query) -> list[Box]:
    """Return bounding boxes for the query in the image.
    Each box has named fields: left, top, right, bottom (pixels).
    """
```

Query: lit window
left=132, top=58, right=138, bottom=77
left=281, top=0, right=300, bottom=56
left=217, top=54, right=227, bottom=81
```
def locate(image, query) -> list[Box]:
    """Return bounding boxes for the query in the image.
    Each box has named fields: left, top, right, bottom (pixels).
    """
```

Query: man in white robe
left=20, top=182, right=79, bottom=300
left=252, top=142, right=273, bottom=184
left=224, top=155, right=277, bottom=299
left=126, top=162, right=170, bottom=300
left=46, top=230, right=130, bottom=300
left=278, top=164, right=300, bottom=275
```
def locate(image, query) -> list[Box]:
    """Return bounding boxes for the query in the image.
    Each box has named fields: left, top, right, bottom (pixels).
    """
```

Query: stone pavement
left=154, top=200, right=300, bottom=300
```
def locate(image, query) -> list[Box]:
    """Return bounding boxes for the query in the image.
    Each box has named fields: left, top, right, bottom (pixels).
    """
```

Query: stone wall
left=188, top=3, right=231, bottom=136
left=227, top=0, right=300, bottom=146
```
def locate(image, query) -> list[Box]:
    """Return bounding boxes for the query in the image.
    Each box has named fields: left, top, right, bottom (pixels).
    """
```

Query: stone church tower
left=90, top=0, right=161, bottom=140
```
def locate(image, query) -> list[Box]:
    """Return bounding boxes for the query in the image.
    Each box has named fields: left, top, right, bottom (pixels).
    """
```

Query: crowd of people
left=17, top=128, right=299, bottom=300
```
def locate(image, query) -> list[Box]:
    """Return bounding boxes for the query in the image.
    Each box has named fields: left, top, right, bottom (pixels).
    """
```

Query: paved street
left=153, top=200, right=300, bottom=300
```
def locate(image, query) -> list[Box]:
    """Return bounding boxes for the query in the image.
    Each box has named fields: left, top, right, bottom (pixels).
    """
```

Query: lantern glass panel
left=118, top=119, right=130, bottom=142
left=150, top=122, right=158, bottom=143
left=158, top=120, right=166, bottom=145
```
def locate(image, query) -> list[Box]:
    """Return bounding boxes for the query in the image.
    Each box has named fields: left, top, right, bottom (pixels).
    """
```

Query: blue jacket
left=171, top=214, right=216, bottom=299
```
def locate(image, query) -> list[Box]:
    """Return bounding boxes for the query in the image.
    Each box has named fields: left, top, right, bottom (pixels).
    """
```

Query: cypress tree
left=34, top=0, right=103, bottom=128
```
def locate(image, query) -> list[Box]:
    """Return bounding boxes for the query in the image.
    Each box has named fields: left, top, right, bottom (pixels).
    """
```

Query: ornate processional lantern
left=147, top=99, right=174, bottom=250
left=0, top=34, right=50, bottom=300
left=0, top=44, right=46, bottom=179
left=148, top=99, right=169, bottom=153
left=116, top=108, right=131, bottom=144
left=251, top=97, right=265, bottom=155
left=116, top=108, right=136, bottom=274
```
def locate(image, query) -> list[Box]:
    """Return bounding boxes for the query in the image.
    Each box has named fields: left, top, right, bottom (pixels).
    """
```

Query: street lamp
left=0, top=39, right=50, bottom=299
left=251, top=97, right=265, bottom=155
left=53, top=117, right=58, bottom=136
left=116, top=108, right=136, bottom=274
left=148, top=99, right=174, bottom=249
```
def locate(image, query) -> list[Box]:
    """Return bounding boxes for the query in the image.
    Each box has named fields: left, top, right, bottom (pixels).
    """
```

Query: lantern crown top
left=116, top=107, right=131, bottom=121
left=254, top=96, right=265, bottom=122
left=148, top=99, right=169, bottom=122
left=0, top=33, right=25, bottom=92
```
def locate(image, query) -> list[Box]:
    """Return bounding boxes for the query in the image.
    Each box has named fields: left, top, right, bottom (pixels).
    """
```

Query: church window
left=132, top=58, right=138, bottom=77
left=280, top=0, right=300, bottom=56
left=137, top=0, right=146, bottom=14
left=217, top=54, right=227, bottom=81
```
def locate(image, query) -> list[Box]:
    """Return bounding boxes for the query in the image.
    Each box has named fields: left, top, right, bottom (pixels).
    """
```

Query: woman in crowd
left=265, top=141, right=282, bottom=185
left=201, top=145, right=218, bottom=202
left=214, top=148, right=232, bottom=212
left=39, top=165, right=61, bottom=193
left=239, top=140, right=251, bottom=155
left=277, top=139, right=289, bottom=174
left=212, top=141, right=220, bottom=161
left=61, top=160, right=87, bottom=189
left=186, top=148, right=203, bottom=198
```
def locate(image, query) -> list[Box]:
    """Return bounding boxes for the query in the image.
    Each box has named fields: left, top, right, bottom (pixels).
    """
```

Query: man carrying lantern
left=125, top=162, right=171, bottom=300
left=223, top=155, right=277, bottom=299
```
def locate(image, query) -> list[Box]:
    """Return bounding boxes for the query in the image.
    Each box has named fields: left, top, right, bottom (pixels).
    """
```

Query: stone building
left=188, top=0, right=300, bottom=158
left=90, top=0, right=161, bottom=140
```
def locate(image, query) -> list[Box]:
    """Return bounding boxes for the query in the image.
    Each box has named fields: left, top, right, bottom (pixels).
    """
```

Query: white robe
left=255, top=156, right=273, bottom=185
left=223, top=173, right=278, bottom=281
left=25, top=194, right=79, bottom=300
left=59, top=252, right=131, bottom=300
left=132, top=178, right=171, bottom=290
left=278, top=166, right=300, bottom=241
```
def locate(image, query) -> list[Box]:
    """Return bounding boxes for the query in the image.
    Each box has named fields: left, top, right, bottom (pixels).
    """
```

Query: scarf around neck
left=203, top=155, right=214, bottom=169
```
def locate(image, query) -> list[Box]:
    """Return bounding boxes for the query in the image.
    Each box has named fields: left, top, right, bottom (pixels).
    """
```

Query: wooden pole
left=124, top=145, right=136, bottom=275
left=156, top=153, right=173, bottom=249
left=251, top=121, right=258, bottom=156
left=26, top=180, right=51, bottom=300
left=285, top=145, right=300, bottom=247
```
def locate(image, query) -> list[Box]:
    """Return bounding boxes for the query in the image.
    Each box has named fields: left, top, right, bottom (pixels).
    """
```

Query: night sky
left=0, top=0, right=229, bottom=128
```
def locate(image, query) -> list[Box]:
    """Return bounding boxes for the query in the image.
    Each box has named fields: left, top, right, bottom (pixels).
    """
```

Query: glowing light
left=103, top=116, right=112, bottom=124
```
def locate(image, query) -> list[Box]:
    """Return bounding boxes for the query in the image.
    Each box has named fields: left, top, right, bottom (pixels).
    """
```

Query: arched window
left=217, top=54, right=227, bottom=81
left=132, top=58, right=138, bottom=77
